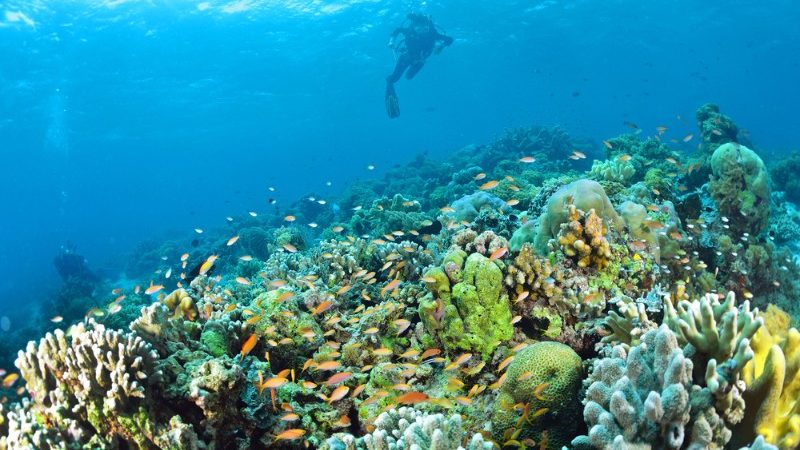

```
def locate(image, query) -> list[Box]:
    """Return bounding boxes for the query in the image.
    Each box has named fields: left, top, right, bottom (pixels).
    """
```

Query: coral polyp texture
left=3, top=105, right=800, bottom=450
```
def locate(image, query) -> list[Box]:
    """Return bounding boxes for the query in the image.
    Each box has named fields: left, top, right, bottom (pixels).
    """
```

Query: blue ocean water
left=0, top=0, right=798, bottom=330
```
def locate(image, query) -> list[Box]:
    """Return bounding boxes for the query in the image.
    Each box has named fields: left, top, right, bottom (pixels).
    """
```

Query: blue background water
left=0, top=0, right=798, bottom=327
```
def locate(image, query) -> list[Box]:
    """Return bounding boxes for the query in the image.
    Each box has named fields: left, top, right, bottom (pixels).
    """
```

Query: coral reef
left=327, top=407, right=492, bottom=450
left=4, top=107, right=800, bottom=450
left=531, top=179, right=623, bottom=254
left=419, top=252, right=513, bottom=358
left=709, top=143, right=771, bottom=235
left=491, top=342, right=583, bottom=448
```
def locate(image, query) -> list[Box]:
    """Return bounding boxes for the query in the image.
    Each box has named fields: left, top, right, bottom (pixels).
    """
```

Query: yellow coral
left=739, top=309, right=800, bottom=450
left=162, top=288, right=198, bottom=320
left=504, top=243, right=562, bottom=300
left=557, top=205, right=611, bottom=269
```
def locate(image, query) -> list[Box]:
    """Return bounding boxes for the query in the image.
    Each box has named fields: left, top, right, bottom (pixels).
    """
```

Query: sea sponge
left=532, top=179, right=623, bottom=255
left=556, top=205, right=612, bottom=269
left=709, top=142, right=771, bottom=235
left=491, top=341, right=583, bottom=449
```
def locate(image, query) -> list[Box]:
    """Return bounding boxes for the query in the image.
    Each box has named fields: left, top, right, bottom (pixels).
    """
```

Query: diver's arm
left=437, top=33, right=453, bottom=47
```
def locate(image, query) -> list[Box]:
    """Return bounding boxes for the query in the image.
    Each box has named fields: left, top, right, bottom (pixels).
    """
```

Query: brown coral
left=163, top=288, right=199, bottom=321
left=557, top=205, right=612, bottom=269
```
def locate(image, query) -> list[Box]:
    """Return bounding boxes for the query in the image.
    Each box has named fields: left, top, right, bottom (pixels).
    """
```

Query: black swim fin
left=385, top=83, right=400, bottom=119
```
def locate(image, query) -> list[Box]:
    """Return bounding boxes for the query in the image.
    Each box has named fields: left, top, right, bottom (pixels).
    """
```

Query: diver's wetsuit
left=386, top=16, right=453, bottom=85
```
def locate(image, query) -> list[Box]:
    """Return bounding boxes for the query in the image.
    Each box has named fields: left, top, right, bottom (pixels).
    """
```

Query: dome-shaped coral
left=491, top=341, right=583, bottom=449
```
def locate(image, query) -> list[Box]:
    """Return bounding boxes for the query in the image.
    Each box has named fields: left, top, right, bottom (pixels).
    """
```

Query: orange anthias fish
left=144, top=282, right=164, bottom=295
left=488, top=247, right=508, bottom=261
left=274, top=428, right=306, bottom=441
left=325, top=372, right=353, bottom=386
left=479, top=180, right=499, bottom=190
left=396, top=391, right=429, bottom=404
left=240, top=334, right=258, bottom=357
left=381, top=279, right=401, bottom=298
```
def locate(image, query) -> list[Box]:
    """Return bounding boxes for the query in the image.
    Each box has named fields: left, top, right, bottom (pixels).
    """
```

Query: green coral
left=589, top=158, right=635, bottom=184
left=491, top=341, right=583, bottom=449
left=200, top=326, right=228, bottom=358
left=709, top=142, right=771, bottom=235
left=419, top=253, right=513, bottom=359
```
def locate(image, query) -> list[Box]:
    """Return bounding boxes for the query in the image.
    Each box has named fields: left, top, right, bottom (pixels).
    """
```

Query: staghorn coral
left=556, top=205, right=613, bottom=269
left=327, top=407, right=493, bottom=450
left=572, top=325, right=730, bottom=449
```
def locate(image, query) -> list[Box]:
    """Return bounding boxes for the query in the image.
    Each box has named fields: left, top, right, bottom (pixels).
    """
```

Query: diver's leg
left=386, top=58, right=408, bottom=85
left=405, top=61, right=425, bottom=80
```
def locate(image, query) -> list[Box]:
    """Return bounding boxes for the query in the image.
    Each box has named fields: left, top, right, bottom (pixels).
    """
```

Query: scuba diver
left=385, top=13, right=453, bottom=118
